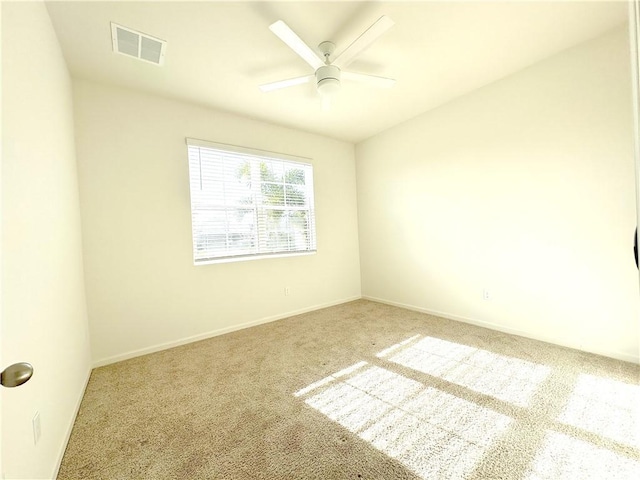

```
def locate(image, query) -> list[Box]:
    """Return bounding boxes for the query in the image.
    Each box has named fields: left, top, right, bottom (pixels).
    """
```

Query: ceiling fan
left=260, top=16, right=396, bottom=98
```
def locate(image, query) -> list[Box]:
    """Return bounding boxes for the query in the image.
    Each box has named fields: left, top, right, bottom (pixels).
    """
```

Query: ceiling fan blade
left=259, top=74, right=314, bottom=92
left=333, top=15, right=395, bottom=69
left=342, top=71, right=396, bottom=88
left=269, top=20, right=324, bottom=70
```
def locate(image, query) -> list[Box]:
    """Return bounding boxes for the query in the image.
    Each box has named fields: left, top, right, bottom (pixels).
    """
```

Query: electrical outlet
left=32, top=411, right=41, bottom=445
left=284, top=286, right=290, bottom=296
left=483, top=289, right=491, bottom=301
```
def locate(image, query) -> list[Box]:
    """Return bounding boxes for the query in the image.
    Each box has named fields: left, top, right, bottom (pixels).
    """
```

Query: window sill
left=193, top=250, right=317, bottom=266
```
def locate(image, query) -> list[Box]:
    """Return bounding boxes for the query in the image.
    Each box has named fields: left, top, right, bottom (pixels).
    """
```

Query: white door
left=0, top=5, right=36, bottom=475
left=631, top=0, right=640, bottom=357
left=1, top=305, right=3, bottom=480
left=1, top=5, right=4, bottom=475
left=1, top=3, right=4, bottom=474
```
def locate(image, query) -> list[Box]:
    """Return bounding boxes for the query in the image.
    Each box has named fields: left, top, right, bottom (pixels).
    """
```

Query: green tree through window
left=237, top=161, right=312, bottom=252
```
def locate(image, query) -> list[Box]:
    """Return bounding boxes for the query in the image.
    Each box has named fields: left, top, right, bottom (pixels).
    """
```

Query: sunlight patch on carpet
left=557, top=373, right=640, bottom=449
left=525, top=430, right=640, bottom=479
left=378, top=335, right=550, bottom=407
left=299, top=364, right=511, bottom=479
left=293, top=361, right=368, bottom=397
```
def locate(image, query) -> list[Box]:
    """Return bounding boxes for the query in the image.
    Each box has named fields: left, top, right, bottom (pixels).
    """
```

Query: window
left=186, top=138, right=317, bottom=264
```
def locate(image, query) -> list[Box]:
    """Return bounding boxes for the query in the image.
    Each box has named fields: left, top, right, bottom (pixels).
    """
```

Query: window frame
left=185, top=138, right=317, bottom=265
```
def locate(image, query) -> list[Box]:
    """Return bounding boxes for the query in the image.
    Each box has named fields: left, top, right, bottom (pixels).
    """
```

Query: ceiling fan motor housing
left=316, top=64, right=341, bottom=95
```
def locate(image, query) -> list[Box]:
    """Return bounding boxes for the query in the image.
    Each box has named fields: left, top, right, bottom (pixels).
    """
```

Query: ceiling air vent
left=110, top=22, right=166, bottom=66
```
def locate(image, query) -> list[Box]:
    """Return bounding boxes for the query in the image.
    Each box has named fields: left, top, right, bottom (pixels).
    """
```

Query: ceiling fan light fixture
left=316, top=64, right=341, bottom=96
left=318, top=77, right=341, bottom=96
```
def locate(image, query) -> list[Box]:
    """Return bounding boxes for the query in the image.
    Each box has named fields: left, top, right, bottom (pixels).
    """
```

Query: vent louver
left=110, top=22, right=166, bottom=66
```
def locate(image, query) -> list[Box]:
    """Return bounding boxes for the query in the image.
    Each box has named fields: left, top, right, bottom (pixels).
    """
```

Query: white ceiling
left=46, top=1, right=628, bottom=143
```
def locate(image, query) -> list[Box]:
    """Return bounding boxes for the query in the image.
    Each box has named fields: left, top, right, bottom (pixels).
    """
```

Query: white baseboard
left=362, top=295, right=639, bottom=364
left=52, top=366, right=92, bottom=480
left=92, top=293, right=638, bottom=368
left=92, top=296, right=361, bottom=368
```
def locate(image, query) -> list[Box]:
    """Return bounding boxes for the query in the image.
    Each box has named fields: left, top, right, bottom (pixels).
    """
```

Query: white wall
left=72, top=80, right=361, bottom=366
left=1, top=2, right=92, bottom=478
left=356, top=27, right=639, bottom=363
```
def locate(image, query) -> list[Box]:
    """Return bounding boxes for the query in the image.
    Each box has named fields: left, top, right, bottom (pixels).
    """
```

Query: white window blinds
left=186, top=139, right=317, bottom=264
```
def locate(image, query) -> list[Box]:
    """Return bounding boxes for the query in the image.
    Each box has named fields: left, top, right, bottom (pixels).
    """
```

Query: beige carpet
left=58, top=300, right=639, bottom=479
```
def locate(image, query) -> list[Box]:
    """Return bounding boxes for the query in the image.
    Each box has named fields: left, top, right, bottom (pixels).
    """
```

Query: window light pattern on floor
left=557, top=373, right=640, bottom=449
left=295, top=334, right=640, bottom=480
left=296, top=361, right=511, bottom=480
left=378, top=335, right=550, bottom=407
left=526, top=431, right=640, bottom=479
